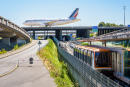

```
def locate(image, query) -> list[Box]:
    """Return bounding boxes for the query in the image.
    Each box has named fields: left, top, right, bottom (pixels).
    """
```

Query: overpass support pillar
left=56, top=29, right=62, bottom=41
left=90, top=41, right=91, bottom=45
left=126, top=39, right=130, bottom=46
left=98, top=30, right=100, bottom=36
left=102, top=30, right=104, bottom=34
left=76, top=30, right=90, bottom=38
left=104, top=30, right=106, bottom=34
left=33, top=30, right=35, bottom=39
left=102, top=41, right=106, bottom=47
left=2, top=37, right=10, bottom=46
left=76, top=30, right=81, bottom=37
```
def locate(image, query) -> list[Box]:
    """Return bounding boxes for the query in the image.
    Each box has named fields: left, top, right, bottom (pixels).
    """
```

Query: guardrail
left=53, top=37, right=122, bottom=87
left=83, top=28, right=130, bottom=41
left=0, top=16, right=30, bottom=40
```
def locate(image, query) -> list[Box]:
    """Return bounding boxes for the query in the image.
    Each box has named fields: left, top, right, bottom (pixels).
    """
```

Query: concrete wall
left=55, top=30, right=62, bottom=41
left=2, top=37, right=10, bottom=45
left=17, top=37, right=26, bottom=43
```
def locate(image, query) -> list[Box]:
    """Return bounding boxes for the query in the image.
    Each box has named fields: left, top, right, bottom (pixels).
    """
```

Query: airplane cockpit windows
left=25, top=20, right=31, bottom=22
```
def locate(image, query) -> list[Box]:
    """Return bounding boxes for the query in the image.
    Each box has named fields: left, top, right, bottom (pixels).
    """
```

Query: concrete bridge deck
left=0, top=16, right=30, bottom=45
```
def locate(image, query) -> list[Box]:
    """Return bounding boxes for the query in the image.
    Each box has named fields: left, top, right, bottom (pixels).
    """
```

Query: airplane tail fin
left=69, top=8, right=79, bottom=19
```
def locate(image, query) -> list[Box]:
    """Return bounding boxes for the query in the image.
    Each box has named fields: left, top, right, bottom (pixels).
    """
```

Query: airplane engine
left=39, top=24, right=46, bottom=27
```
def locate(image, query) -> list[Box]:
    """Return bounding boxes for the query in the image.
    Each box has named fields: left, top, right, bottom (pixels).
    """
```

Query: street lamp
left=123, top=6, right=126, bottom=26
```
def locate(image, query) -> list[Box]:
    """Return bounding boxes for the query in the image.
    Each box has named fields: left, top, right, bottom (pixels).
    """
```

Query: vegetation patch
left=81, top=42, right=89, bottom=46
left=76, top=38, right=81, bottom=40
left=37, top=39, right=79, bottom=87
left=0, top=49, right=7, bottom=54
left=13, top=42, right=26, bottom=50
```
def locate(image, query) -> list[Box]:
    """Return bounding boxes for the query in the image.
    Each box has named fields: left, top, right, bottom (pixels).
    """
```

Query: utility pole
left=123, top=6, right=126, bottom=26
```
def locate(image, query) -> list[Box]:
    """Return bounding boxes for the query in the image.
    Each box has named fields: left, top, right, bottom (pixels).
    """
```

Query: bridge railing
left=86, top=28, right=129, bottom=41
left=53, top=37, right=122, bottom=87
left=0, top=16, right=30, bottom=40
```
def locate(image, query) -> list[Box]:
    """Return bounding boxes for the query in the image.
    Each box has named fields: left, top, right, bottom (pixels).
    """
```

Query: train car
left=73, top=45, right=112, bottom=71
left=86, top=45, right=130, bottom=85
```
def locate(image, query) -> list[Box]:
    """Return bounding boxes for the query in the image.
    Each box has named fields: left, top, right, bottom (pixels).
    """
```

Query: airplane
left=23, top=8, right=80, bottom=27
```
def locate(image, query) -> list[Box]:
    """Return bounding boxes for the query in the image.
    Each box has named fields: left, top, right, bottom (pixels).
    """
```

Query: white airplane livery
left=23, top=8, right=80, bottom=27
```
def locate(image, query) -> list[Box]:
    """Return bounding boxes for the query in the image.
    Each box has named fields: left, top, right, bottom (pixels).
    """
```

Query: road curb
left=0, top=40, right=38, bottom=59
left=37, top=55, right=50, bottom=72
left=0, top=64, right=18, bottom=77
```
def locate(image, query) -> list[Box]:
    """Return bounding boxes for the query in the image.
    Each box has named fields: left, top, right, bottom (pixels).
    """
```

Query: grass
left=81, top=42, right=89, bottom=46
left=37, top=39, right=79, bottom=87
left=0, top=49, right=7, bottom=54
left=76, top=38, right=81, bottom=40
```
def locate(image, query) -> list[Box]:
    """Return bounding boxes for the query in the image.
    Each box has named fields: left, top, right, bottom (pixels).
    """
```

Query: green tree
left=105, top=23, right=111, bottom=27
left=111, top=23, right=118, bottom=26
left=89, top=33, right=94, bottom=37
left=98, top=22, right=105, bottom=27
left=95, top=32, right=98, bottom=36
left=119, top=24, right=124, bottom=26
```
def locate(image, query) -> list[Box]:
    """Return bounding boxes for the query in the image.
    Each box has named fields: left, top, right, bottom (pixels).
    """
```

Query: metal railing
left=0, top=16, right=30, bottom=40
left=53, top=37, right=122, bottom=87
left=82, top=28, right=130, bottom=41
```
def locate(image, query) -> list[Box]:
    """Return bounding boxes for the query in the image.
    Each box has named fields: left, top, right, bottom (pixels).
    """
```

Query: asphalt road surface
left=0, top=40, right=56, bottom=87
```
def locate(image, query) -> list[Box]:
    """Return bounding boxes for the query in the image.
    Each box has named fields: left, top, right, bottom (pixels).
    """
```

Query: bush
left=0, top=49, right=7, bottom=54
left=89, top=33, right=94, bottom=37
left=13, top=44, right=19, bottom=50
left=0, top=50, right=3, bottom=54
left=2, top=49, right=6, bottom=53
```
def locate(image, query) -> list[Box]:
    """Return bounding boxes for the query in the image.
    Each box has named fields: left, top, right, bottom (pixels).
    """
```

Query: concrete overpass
left=23, top=26, right=126, bottom=40
left=0, top=16, right=30, bottom=45
left=78, top=27, right=130, bottom=47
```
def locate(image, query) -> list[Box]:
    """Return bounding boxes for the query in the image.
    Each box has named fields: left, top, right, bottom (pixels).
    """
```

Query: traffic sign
left=38, top=41, right=42, bottom=53
left=70, top=34, right=73, bottom=37
left=29, top=57, right=33, bottom=64
left=38, top=41, right=42, bottom=44
left=92, top=26, right=98, bottom=32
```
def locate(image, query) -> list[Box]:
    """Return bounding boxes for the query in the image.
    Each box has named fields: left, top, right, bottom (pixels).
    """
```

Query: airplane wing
left=46, top=20, right=59, bottom=26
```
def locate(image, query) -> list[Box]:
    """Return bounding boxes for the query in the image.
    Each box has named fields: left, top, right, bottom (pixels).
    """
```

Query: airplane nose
left=23, top=22, right=26, bottom=25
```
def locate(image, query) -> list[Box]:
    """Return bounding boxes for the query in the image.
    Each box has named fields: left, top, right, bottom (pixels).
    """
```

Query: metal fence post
left=18, top=60, right=19, bottom=67
left=100, top=73, right=102, bottom=87
left=117, top=82, right=119, bottom=87
left=95, top=70, right=97, bottom=87
left=90, top=67, right=92, bottom=86
left=107, top=77, right=109, bottom=87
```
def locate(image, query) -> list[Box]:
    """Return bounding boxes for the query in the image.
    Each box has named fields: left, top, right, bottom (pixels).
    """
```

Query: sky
left=0, top=0, right=130, bottom=27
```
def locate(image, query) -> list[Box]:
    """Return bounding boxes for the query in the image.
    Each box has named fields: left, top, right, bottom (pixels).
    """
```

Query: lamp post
left=123, top=6, right=126, bottom=26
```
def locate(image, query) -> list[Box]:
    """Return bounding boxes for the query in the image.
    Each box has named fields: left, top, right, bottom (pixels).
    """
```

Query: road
left=0, top=40, right=56, bottom=87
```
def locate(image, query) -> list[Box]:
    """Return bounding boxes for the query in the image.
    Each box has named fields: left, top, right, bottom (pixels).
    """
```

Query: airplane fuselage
left=23, top=8, right=80, bottom=27
left=23, top=18, right=79, bottom=27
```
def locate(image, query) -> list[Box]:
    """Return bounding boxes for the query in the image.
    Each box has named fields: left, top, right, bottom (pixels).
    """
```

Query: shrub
left=13, top=44, right=19, bottom=50
left=2, top=49, right=6, bottom=53
left=0, top=50, right=3, bottom=54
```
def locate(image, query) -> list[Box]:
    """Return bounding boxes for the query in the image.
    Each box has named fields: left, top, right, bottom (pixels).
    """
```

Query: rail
left=82, top=28, right=130, bottom=41
left=0, top=16, right=30, bottom=40
left=53, top=37, right=122, bottom=87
